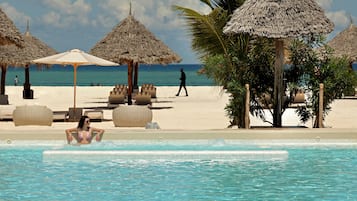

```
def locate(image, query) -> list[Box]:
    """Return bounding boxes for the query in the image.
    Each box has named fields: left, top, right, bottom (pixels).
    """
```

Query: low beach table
left=52, top=111, right=69, bottom=122
left=84, top=109, right=103, bottom=122
left=68, top=108, right=83, bottom=122
left=0, top=94, right=9, bottom=105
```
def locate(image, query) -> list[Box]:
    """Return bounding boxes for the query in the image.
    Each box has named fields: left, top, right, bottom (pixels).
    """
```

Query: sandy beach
left=1, top=86, right=357, bottom=140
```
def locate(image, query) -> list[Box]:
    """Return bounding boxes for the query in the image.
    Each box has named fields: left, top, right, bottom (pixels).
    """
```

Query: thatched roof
left=90, top=14, right=181, bottom=65
left=0, top=25, right=57, bottom=67
left=223, top=0, right=334, bottom=38
left=0, top=7, right=24, bottom=47
left=326, top=23, right=357, bottom=62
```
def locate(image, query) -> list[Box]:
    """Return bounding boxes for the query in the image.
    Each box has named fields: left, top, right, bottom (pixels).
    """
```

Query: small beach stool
left=84, top=110, right=104, bottom=122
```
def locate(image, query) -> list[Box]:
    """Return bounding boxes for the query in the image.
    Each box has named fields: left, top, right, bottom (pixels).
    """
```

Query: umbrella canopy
left=326, top=23, right=357, bottom=62
left=223, top=0, right=333, bottom=127
left=0, top=7, right=24, bottom=47
left=33, top=49, right=118, bottom=109
left=90, top=9, right=181, bottom=104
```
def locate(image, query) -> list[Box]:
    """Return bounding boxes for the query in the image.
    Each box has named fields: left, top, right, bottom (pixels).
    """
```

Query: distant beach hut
left=0, top=7, right=25, bottom=104
left=90, top=6, right=181, bottom=104
left=0, top=21, right=57, bottom=100
left=223, top=0, right=333, bottom=127
left=326, top=19, right=357, bottom=64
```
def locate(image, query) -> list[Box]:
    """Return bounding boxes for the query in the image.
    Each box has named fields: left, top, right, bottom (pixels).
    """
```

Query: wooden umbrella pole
left=127, top=60, right=133, bottom=105
left=73, top=64, right=77, bottom=109
left=24, top=64, right=30, bottom=85
left=273, top=40, right=284, bottom=127
left=134, top=62, right=138, bottom=90
left=0, top=64, right=6, bottom=95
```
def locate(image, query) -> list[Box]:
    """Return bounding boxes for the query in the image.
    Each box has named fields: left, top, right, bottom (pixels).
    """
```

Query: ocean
left=6, top=64, right=214, bottom=86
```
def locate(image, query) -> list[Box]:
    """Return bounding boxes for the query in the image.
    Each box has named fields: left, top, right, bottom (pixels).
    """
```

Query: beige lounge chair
left=108, top=91, right=125, bottom=104
left=141, top=84, right=157, bottom=98
left=134, top=92, right=152, bottom=105
left=292, top=91, right=305, bottom=103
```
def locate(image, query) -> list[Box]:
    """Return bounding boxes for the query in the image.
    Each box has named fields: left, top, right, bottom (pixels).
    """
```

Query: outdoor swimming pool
left=1, top=140, right=357, bottom=201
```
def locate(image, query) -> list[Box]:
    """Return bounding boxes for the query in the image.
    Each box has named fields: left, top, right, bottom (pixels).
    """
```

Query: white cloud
left=315, top=0, right=333, bottom=10
left=42, top=11, right=62, bottom=27
left=0, top=2, right=31, bottom=26
left=314, top=0, right=351, bottom=30
left=326, top=10, right=350, bottom=28
left=97, top=0, right=211, bottom=30
left=41, top=0, right=92, bottom=28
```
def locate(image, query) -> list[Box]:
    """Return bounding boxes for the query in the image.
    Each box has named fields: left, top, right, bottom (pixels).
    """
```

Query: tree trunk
left=244, top=84, right=250, bottom=129
left=317, top=83, right=324, bottom=128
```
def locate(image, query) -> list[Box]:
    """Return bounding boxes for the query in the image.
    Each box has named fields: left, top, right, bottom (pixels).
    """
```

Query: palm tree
left=173, top=0, right=258, bottom=128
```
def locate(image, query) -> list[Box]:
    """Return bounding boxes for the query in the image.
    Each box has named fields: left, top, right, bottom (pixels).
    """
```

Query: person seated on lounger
left=65, top=115, right=104, bottom=144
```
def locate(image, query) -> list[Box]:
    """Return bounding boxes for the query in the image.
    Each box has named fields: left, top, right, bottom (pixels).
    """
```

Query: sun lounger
left=108, top=85, right=127, bottom=106
left=257, top=93, right=273, bottom=109
left=292, top=92, right=305, bottom=103
left=108, top=94, right=125, bottom=104
left=289, top=91, right=306, bottom=108
left=134, top=92, right=152, bottom=105
left=141, top=84, right=157, bottom=98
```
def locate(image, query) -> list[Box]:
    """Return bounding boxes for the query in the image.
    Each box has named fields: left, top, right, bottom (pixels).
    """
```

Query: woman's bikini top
left=78, top=129, right=91, bottom=141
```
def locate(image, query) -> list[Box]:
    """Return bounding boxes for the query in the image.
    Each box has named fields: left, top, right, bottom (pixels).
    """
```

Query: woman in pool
left=65, top=115, right=105, bottom=144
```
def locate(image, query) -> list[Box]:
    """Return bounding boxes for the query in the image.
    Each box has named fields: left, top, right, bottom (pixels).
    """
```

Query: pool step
left=43, top=150, right=288, bottom=161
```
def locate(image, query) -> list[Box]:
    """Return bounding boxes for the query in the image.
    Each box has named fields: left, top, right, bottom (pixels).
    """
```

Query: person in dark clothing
left=176, top=68, right=188, bottom=96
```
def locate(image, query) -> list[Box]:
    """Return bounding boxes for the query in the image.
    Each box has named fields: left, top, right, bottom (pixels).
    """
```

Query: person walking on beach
left=65, top=115, right=105, bottom=144
left=14, top=75, right=18, bottom=86
left=176, top=68, right=188, bottom=96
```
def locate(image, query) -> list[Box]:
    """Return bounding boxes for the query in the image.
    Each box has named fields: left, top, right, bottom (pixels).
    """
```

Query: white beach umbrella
left=32, top=49, right=118, bottom=109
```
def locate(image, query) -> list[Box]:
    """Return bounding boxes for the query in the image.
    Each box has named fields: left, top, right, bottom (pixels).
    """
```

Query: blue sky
left=0, top=0, right=356, bottom=64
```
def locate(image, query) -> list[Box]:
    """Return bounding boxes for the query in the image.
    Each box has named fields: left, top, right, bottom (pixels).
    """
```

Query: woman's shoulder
left=66, top=127, right=78, bottom=132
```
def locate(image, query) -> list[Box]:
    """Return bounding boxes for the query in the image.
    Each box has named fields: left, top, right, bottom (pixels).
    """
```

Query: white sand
left=1, top=86, right=357, bottom=140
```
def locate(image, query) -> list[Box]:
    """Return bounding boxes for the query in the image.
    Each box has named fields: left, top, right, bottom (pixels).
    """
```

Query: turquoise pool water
left=1, top=140, right=357, bottom=201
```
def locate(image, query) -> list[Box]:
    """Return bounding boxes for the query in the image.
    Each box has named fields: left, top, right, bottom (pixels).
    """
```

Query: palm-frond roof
left=0, top=25, right=57, bottom=67
left=327, top=23, right=357, bottom=62
left=0, top=7, right=24, bottom=47
left=90, top=14, right=181, bottom=65
left=223, top=0, right=334, bottom=38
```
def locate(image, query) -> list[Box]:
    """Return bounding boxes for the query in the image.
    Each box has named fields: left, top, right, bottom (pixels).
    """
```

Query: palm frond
left=173, top=6, right=229, bottom=59
left=200, top=0, right=214, bottom=10
left=211, top=0, right=246, bottom=15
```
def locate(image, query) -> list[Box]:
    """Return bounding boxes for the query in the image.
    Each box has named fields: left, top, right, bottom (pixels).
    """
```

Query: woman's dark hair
left=77, top=115, right=89, bottom=129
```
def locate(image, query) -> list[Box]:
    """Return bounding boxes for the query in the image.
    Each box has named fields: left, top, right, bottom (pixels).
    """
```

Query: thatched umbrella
left=0, top=7, right=25, bottom=104
left=90, top=8, right=181, bottom=104
left=0, top=21, right=56, bottom=102
left=0, top=7, right=24, bottom=47
left=326, top=22, right=357, bottom=63
left=223, top=0, right=333, bottom=127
